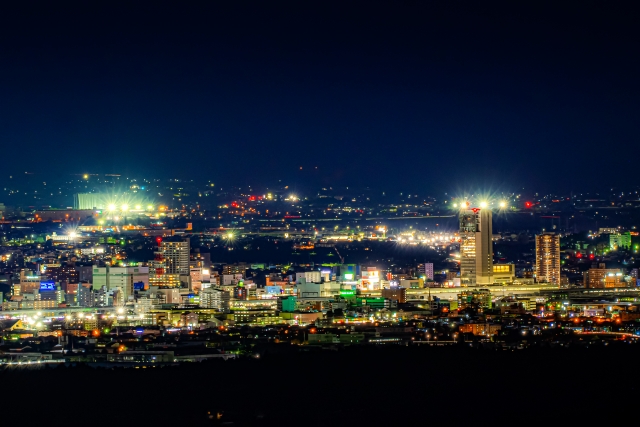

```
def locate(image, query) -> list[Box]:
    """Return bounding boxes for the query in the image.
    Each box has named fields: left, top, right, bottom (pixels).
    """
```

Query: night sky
left=1, top=2, right=639, bottom=194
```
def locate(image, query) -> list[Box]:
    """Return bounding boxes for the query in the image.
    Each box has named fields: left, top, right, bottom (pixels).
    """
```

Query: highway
left=0, top=306, right=121, bottom=317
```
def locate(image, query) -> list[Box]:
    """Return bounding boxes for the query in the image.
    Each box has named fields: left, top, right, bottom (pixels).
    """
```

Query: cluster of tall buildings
left=458, top=207, right=561, bottom=286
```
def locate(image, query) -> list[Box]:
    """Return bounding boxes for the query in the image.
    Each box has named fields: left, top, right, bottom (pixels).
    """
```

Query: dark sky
left=1, top=1, right=639, bottom=194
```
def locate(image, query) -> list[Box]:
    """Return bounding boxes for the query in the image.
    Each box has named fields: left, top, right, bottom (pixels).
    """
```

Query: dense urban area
left=3, top=177, right=640, bottom=424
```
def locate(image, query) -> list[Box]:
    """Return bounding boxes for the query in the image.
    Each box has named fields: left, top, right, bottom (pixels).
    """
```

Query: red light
left=471, top=208, right=480, bottom=213
left=156, top=237, right=162, bottom=246
left=525, top=201, right=533, bottom=208
left=576, top=252, right=583, bottom=258
left=589, top=254, right=595, bottom=259
left=248, top=196, right=256, bottom=201
left=231, top=202, right=239, bottom=208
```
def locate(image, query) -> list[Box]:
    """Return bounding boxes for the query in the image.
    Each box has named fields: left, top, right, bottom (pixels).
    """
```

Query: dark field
left=2, top=344, right=636, bottom=426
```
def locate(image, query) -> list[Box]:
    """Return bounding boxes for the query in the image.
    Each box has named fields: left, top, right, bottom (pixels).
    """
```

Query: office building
left=14, top=270, right=42, bottom=296
left=44, top=264, right=79, bottom=286
left=584, top=264, right=627, bottom=288
left=93, top=266, right=149, bottom=303
left=459, top=208, right=493, bottom=286
left=199, top=288, right=230, bottom=312
left=222, top=263, right=249, bottom=276
left=535, top=233, right=561, bottom=285
left=381, top=287, right=407, bottom=303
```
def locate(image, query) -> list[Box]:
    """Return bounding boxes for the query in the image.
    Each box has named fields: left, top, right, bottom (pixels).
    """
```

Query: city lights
left=3, top=3, right=639, bottom=402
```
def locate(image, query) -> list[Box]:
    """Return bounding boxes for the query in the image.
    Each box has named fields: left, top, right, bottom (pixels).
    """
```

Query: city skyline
left=2, top=2, right=640, bottom=425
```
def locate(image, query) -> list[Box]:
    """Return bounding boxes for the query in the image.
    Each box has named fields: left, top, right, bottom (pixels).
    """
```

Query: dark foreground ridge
left=1, top=344, right=636, bottom=426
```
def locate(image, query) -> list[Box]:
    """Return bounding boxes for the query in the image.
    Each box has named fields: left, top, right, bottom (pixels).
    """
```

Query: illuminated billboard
left=40, top=281, right=56, bottom=291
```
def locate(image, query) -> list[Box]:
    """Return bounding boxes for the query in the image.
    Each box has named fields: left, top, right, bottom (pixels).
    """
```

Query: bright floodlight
left=499, top=201, right=507, bottom=208
left=479, top=201, right=488, bottom=208
left=135, top=205, right=141, bottom=210
left=121, top=204, right=129, bottom=212
left=453, top=203, right=458, bottom=208
left=69, top=232, right=77, bottom=239
left=147, top=205, right=154, bottom=210
left=108, top=204, right=116, bottom=212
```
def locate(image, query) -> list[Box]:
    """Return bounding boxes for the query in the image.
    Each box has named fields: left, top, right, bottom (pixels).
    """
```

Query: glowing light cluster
left=451, top=197, right=510, bottom=210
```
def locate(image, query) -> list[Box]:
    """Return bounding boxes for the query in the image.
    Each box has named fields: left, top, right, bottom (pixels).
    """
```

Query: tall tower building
left=535, top=233, right=560, bottom=284
left=459, top=208, right=493, bottom=286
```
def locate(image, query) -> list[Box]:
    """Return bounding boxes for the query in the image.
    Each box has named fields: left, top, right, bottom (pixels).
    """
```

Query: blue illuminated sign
left=133, top=281, right=145, bottom=291
left=39, top=281, right=56, bottom=291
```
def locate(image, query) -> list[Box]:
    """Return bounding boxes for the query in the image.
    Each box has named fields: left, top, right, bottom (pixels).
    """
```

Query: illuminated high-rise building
left=535, top=233, right=561, bottom=285
left=459, top=208, right=493, bottom=286
left=150, top=237, right=191, bottom=288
